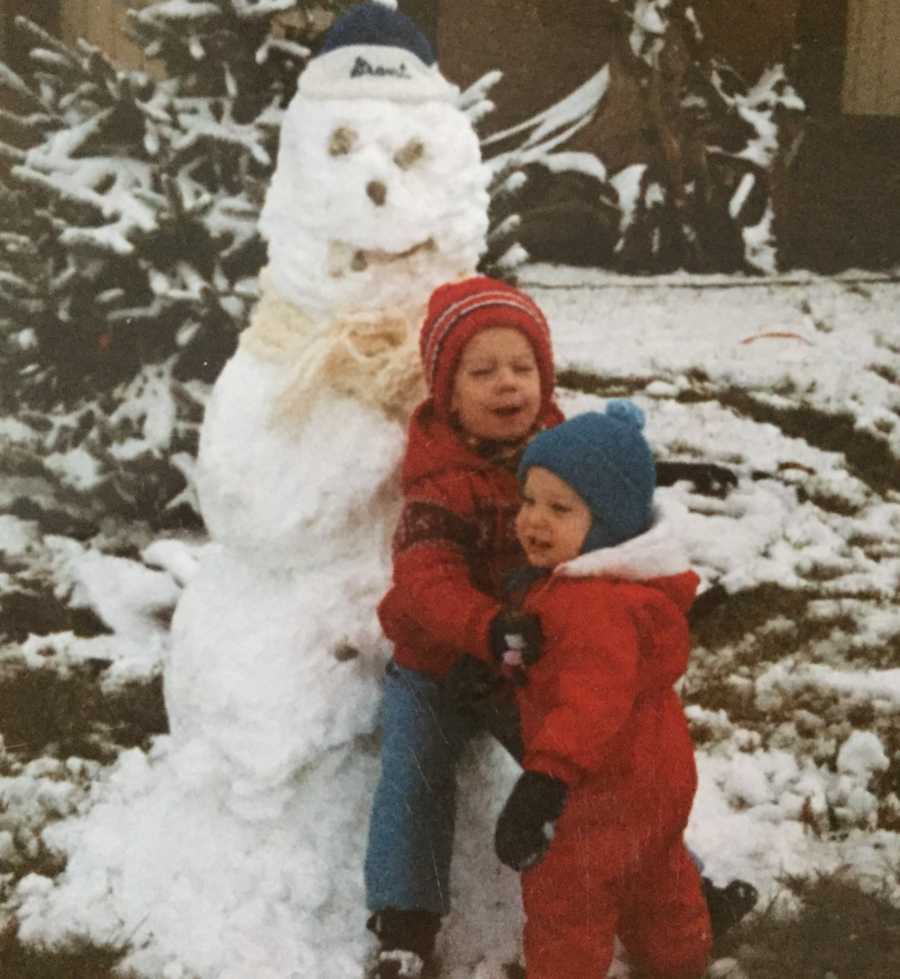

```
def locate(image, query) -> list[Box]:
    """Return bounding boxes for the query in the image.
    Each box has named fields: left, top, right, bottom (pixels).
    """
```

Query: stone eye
left=329, top=127, right=357, bottom=157
left=394, top=139, right=425, bottom=170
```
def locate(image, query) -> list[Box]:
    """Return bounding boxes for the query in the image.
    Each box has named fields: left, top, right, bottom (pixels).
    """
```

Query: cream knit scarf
left=240, top=272, right=425, bottom=426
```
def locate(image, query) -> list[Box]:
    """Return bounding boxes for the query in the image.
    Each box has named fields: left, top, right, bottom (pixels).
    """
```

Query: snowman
left=167, top=0, right=488, bottom=814
left=161, top=0, right=521, bottom=975
left=15, top=5, right=523, bottom=978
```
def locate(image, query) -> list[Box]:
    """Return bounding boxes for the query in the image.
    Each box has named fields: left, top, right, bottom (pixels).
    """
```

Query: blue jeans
left=365, top=661, right=472, bottom=916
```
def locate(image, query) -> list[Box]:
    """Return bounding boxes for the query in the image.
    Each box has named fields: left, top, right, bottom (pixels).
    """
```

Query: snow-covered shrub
left=0, top=4, right=332, bottom=523
left=481, top=0, right=805, bottom=275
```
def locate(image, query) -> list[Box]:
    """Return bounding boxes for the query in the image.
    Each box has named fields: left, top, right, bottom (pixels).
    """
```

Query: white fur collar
left=557, top=503, right=690, bottom=581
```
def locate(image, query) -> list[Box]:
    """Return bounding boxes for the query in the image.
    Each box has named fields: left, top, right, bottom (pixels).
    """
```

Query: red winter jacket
left=514, top=514, right=701, bottom=826
left=378, top=398, right=563, bottom=678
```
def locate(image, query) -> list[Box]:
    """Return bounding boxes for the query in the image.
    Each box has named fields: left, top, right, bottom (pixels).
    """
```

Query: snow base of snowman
left=16, top=727, right=525, bottom=979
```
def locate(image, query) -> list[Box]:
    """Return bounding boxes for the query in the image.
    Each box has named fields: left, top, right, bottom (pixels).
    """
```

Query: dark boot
left=366, top=908, right=441, bottom=979
left=702, top=877, right=759, bottom=939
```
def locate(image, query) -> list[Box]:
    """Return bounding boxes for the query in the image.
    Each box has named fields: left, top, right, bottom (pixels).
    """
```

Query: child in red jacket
left=495, top=401, right=713, bottom=979
left=364, top=276, right=564, bottom=979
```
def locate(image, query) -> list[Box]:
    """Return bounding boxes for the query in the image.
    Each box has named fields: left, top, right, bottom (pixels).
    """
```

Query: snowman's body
left=167, top=383, right=398, bottom=816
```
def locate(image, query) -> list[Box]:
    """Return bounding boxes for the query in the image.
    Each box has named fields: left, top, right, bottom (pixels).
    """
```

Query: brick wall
left=843, top=0, right=900, bottom=115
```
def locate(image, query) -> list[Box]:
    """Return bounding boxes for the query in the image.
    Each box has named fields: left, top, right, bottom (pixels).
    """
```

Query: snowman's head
left=259, top=3, right=489, bottom=320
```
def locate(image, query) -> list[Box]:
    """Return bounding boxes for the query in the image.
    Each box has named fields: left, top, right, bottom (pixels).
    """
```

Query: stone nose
left=366, top=180, right=387, bottom=206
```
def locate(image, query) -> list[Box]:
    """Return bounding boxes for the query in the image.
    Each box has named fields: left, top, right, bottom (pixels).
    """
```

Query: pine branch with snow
left=0, top=3, right=335, bottom=522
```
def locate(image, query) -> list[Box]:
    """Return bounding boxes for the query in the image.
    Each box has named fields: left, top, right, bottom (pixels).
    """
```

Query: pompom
left=606, top=399, right=645, bottom=431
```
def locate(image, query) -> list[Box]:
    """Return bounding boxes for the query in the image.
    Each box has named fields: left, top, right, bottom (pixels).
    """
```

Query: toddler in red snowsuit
left=494, top=401, right=713, bottom=979
left=365, top=276, right=564, bottom=979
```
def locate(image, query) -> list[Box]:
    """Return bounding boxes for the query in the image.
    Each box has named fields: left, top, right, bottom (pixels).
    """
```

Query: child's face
left=516, top=466, right=592, bottom=567
left=450, top=327, right=541, bottom=442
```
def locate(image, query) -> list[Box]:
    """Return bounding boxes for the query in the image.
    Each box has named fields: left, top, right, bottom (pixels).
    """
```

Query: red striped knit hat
left=420, top=276, right=555, bottom=421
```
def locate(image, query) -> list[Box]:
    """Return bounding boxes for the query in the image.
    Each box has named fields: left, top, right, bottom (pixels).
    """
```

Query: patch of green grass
left=684, top=585, right=899, bottom=762
left=0, top=661, right=166, bottom=762
left=0, top=586, right=109, bottom=644
left=872, top=728, right=900, bottom=811
left=556, top=367, right=653, bottom=399
left=716, top=872, right=900, bottom=979
left=869, top=363, right=900, bottom=385
left=0, top=923, right=140, bottom=979
left=688, top=388, right=900, bottom=499
left=690, top=584, right=850, bottom=660
left=560, top=359, right=898, bottom=499
left=559, top=365, right=898, bottom=503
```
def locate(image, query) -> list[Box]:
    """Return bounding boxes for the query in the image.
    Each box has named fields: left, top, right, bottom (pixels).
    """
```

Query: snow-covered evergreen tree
left=482, top=0, right=805, bottom=275
left=0, top=3, right=337, bottom=526
left=609, top=0, right=805, bottom=274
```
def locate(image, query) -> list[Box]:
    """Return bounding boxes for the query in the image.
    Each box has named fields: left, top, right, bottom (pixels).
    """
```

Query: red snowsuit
left=378, top=398, right=563, bottom=678
left=514, top=517, right=712, bottom=979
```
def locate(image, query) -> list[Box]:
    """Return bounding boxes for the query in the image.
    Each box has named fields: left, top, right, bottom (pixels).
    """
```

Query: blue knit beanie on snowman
left=519, top=400, right=656, bottom=552
left=300, top=3, right=457, bottom=102
left=320, top=2, right=435, bottom=65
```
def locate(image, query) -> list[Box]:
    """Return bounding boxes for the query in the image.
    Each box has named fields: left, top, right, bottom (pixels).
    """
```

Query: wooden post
left=57, top=0, right=149, bottom=70
left=843, top=0, right=900, bottom=115
left=58, top=0, right=85, bottom=53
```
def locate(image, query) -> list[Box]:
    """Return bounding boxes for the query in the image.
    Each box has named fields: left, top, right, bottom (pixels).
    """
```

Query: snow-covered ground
left=2, top=267, right=899, bottom=977
left=528, top=267, right=900, bottom=914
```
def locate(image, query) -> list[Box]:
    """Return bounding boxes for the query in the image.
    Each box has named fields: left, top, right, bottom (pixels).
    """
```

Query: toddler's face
left=516, top=466, right=592, bottom=567
left=450, top=327, right=541, bottom=442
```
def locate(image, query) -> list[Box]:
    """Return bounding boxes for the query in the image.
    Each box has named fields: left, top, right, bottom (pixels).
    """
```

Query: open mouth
left=327, top=238, right=436, bottom=277
left=523, top=535, right=553, bottom=556
left=492, top=404, right=526, bottom=419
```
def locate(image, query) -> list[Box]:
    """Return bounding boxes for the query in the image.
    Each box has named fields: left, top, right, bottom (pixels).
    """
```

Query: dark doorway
left=785, top=0, right=900, bottom=270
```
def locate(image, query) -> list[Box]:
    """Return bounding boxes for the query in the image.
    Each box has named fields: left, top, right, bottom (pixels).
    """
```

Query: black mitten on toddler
left=489, top=610, right=543, bottom=666
left=494, top=770, right=568, bottom=871
left=446, top=655, right=501, bottom=713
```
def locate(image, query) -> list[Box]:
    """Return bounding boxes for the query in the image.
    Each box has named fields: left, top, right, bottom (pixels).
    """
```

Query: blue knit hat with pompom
left=519, top=400, right=656, bottom=552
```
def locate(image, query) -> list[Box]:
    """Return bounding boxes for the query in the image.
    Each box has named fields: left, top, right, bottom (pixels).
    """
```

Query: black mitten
left=489, top=611, right=543, bottom=667
left=495, top=770, right=568, bottom=871
left=702, top=877, right=759, bottom=938
left=446, top=654, right=501, bottom=715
